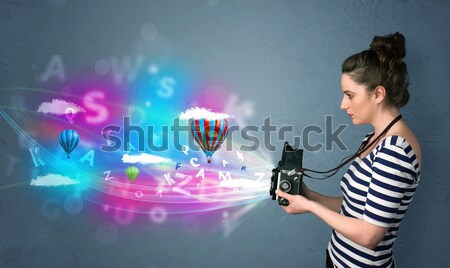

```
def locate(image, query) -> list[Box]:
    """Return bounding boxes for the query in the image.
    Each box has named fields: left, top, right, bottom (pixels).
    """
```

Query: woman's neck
left=371, top=107, right=401, bottom=137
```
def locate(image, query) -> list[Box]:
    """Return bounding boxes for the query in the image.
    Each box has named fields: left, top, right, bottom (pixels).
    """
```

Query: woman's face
left=340, top=74, right=376, bottom=125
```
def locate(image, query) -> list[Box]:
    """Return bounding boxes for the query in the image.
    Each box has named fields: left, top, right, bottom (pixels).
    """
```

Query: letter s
left=84, top=91, right=109, bottom=124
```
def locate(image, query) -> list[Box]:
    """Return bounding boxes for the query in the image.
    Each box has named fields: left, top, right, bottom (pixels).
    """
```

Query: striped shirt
left=327, top=134, right=421, bottom=268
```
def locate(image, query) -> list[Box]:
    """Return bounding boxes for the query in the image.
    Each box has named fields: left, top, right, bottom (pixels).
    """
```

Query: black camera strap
left=296, top=114, right=403, bottom=180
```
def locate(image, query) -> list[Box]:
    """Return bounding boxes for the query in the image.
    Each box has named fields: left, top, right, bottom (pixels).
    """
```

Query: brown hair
left=342, top=32, right=409, bottom=107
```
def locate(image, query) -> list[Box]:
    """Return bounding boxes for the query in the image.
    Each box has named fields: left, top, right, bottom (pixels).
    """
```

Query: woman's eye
left=347, top=94, right=352, bottom=99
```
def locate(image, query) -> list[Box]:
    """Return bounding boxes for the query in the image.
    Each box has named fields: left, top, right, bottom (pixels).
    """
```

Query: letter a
left=79, top=150, right=95, bottom=167
left=40, top=55, right=66, bottom=82
left=195, top=169, right=205, bottom=180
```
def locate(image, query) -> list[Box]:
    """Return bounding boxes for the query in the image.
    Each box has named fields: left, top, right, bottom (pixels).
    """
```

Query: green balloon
left=126, top=166, right=139, bottom=182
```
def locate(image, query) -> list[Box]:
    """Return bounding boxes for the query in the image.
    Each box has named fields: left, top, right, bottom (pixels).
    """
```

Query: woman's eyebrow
left=343, top=90, right=354, bottom=94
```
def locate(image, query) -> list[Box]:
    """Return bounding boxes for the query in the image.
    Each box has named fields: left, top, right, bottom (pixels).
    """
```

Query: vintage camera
left=269, top=142, right=304, bottom=206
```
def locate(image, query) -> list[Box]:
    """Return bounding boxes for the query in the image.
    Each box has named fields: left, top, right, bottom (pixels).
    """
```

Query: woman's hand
left=275, top=190, right=314, bottom=214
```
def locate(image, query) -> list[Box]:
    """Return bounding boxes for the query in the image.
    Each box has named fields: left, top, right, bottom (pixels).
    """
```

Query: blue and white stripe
left=328, top=134, right=420, bottom=268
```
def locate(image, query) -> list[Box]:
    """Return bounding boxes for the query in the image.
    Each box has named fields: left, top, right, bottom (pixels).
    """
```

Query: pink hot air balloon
left=191, top=118, right=228, bottom=163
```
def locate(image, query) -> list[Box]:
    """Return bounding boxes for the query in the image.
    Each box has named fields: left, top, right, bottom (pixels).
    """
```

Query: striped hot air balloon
left=191, top=118, right=228, bottom=163
left=58, top=129, right=80, bottom=158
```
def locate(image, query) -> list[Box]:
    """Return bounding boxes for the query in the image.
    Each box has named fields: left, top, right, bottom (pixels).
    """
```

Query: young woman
left=276, top=32, right=422, bottom=267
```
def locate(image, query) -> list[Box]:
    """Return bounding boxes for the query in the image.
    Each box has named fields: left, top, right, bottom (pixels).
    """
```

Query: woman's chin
left=351, top=118, right=362, bottom=125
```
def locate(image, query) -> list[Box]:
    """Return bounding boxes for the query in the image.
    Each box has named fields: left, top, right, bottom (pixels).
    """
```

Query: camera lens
left=279, top=180, right=291, bottom=192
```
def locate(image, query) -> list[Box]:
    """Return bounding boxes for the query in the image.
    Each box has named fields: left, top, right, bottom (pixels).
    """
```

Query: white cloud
left=122, top=153, right=171, bottom=165
left=179, top=107, right=234, bottom=120
left=37, top=99, right=86, bottom=115
left=30, top=173, right=79, bottom=187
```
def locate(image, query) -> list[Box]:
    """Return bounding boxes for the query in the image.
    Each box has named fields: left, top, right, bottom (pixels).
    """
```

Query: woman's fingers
left=275, top=190, right=291, bottom=201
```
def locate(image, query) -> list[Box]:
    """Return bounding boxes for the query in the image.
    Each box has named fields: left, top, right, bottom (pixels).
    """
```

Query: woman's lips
left=348, top=114, right=353, bottom=118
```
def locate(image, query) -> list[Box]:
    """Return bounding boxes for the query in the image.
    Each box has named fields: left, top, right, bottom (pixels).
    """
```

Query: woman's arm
left=276, top=190, right=388, bottom=250
left=302, top=183, right=343, bottom=213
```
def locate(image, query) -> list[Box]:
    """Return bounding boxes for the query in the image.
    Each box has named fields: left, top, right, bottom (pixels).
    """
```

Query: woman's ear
left=373, top=86, right=387, bottom=104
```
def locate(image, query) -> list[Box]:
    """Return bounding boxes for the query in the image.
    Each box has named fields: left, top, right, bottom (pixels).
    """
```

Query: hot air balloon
left=58, top=129, right=80, bottom=158
left=191, top=118, right=228, bottom=163
left=126, top=166, right=139, bottom=183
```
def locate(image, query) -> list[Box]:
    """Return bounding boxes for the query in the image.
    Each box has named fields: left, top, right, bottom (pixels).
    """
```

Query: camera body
left=269, top=142, right=304, bottom=206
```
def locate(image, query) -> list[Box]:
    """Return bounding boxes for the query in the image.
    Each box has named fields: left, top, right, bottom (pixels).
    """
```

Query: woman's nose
left=340, top=97, right=348, bottom=110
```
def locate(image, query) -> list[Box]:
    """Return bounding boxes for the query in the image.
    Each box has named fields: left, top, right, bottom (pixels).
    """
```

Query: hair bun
left=370, top=32, right=406, bottom=62
left=342, top=32, right=409, bottom=108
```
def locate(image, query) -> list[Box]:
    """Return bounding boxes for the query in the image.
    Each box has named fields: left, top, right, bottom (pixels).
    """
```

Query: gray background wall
left=1, top=0, right=449, bottom=267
